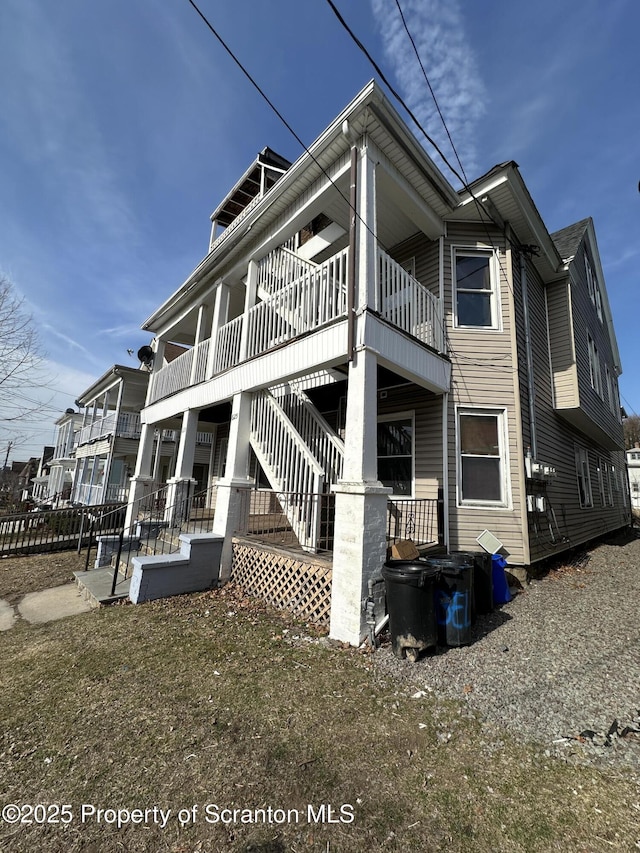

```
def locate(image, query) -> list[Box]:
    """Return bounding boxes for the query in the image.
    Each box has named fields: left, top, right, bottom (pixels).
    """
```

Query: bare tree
left=0, top=277, right=51, bottom=447
left=623, top=414, right=640, bottom=450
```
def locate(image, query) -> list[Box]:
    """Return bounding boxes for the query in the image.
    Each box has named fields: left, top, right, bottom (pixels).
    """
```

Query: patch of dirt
left=0, top=550, right=88, bottom=604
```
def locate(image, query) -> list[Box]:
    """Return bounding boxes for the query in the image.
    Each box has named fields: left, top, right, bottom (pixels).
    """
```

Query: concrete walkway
left=0, top=584, right=94, bottom=632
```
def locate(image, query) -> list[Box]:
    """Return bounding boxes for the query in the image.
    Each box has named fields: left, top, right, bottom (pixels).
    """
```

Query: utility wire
left=392, top=0, right=469, bottom=185
left=184, top=0, right=388, bottom=254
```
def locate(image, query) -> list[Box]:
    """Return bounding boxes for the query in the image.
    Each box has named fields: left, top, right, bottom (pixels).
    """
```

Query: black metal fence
left=0, top=503, right=126, bottom=557
left=386, top=495, right=443, bottom=547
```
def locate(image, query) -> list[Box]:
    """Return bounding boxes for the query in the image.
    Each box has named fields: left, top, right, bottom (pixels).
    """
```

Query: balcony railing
left=147, top=244, right=445, bottom=406
left=76, top=412, right=143, bottom=446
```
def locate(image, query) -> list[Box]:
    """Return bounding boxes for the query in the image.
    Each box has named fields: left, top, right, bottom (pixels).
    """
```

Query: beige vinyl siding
left=546, top=281, right=578, bottom=407
left=386, top=233, right=440, bottom=299
left=377, top=382, right=442, bottom=499
left=520, top=250, right=628, bottom=562
left=444, top=223, right=526, bottom=563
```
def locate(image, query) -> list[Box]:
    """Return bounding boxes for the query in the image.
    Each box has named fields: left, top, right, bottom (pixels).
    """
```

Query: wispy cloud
left=370, top=0, right=486, bottom=183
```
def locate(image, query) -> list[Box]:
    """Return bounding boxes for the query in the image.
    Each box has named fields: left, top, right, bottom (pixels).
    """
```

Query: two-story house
left=124, top=82, right=627, bottom=644
left=47, top=409, right=84, bottom=504
left=72, top=362, right=215, bottom=506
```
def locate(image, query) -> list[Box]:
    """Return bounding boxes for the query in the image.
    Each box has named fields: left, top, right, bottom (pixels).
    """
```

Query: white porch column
left=330, top=139, right=389, bottom=646
left=206, top=282, right=230, bottom=379
left=329, top=348, right=390, bottom=645
left=238, top=261, right=258, bottom=362
left=124, top=422, right=156, bottom=528
left=213, top=392, right=253, bottom=581
left=189, top=303, right=211, bottom=384
left=165, top=409, right=199, bottom=525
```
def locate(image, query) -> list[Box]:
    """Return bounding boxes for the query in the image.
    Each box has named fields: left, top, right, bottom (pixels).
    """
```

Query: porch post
left=238, top=261, right=258, bottom=362
left=206, top=281, right=230, bottom=379
left=165, top=409, right=199, bottom=525
left=213, top=392, right=253, bottom=581
left=330, top=138, right=390, bottom=646
left=124, top=422, right=156, bottom=528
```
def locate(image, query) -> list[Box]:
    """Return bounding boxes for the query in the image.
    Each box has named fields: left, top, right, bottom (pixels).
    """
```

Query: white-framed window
left=456, top=407, right=510, bottom=507
left=597, top=457, right=606, bottom=506
left=585, top=255, right=603, bottom=322
left=606, top=463, right=614, bottom=506
left=377, top=412, right=414, bottom=497
left=453, top=248, right=500, bottom=330
left=587, top=333, right=602, bottom=397
left=575, top=446, right=593, bottom=508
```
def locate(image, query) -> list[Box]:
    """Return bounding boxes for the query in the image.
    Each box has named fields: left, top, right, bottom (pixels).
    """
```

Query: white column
left=329, top=140, right=390, bottom=646
left=165, top=409, right=199, bottom=525
left=206, top=282, right=230, bottom=379
left=213, top=392, right=253, bottom=580
left=238, top=261, right=258, bottom=362
left=124, top=422, right=156, bottom=528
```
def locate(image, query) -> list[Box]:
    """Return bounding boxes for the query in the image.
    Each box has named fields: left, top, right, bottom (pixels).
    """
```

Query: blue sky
left=1, top=0, right=638, bottom=462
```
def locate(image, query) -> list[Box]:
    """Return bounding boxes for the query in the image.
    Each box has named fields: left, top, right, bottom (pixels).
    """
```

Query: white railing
left=148, top=247, right=349, bottom=405
left=257, top=246, right=319, bottom=297
left=274, top=383, right=344, bottom=485
left=378, top=248, right=445, bottom=353
left=148, top=347, right=194, bottom=405
left=250, top=390, right=325, bottom=551
left=213, top=315, right=243, bottom=374
left=247, top=247, right=348, bottom=359
left=192, top=338, right=210, bottom=384
left=76, top=411, right=143, bottom=445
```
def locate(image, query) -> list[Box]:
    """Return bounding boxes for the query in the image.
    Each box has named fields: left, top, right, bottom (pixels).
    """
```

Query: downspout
left=520, top=249, right=537, bottom=458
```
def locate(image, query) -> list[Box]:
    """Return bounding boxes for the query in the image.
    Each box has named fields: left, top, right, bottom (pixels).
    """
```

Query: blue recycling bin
left=491, top=554, right=511, bottom=605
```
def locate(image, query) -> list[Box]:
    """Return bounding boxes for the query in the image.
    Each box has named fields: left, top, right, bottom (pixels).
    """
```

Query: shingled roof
left=550, top=217, right=591, bottom=261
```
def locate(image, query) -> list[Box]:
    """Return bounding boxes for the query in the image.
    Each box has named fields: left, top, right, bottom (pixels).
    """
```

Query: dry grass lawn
left=0, top=552, right=639, bottom=852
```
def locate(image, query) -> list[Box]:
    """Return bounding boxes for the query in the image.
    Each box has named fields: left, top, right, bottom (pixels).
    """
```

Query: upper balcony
left=147, top=245, right=446, bottom=408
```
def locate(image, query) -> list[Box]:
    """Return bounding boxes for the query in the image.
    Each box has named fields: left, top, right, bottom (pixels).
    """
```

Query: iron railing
left=235, top=489, right=335, bottom=553
left=0, top=503, right=126, bottom=557
left=386, top=496, right=443, bottom=547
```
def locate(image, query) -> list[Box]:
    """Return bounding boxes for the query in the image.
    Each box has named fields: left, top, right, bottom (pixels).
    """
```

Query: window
left=597, top=458, right=606, bottom=506
left=454, top=250, right=499, bottom=329
left=587, top=334, right=602, bottom=397
left=457, top=408, right=509, bottom=506
left=377, top=414, right=413, bottom=497
left=585, top=255, right=603, bottom=322
left=575, top=447, right=593, bottom=508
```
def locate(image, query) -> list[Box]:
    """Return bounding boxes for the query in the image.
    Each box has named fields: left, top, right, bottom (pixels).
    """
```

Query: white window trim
left=575, top=446, right=593, bottom=509
left=377, top=411, right=415, bottom=499
left=452, top=246, right=502, bottom=331
left=587, top=333, right=603, bottom=398
left=455, top=405, right=511, bottom=509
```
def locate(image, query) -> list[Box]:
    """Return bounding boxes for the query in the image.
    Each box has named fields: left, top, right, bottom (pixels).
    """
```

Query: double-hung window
left=454, top=249, right=499, bottom=329
left=457, top=408, right=509, bottom=506
left=377, top=413, right=414, bottom=497
left=575, top=446, right=593, bottom=508
left=587, top=334, right=602, bottom=397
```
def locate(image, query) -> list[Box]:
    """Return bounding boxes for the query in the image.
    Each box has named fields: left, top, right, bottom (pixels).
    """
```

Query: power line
left=184, top=0, right=387, bottom=253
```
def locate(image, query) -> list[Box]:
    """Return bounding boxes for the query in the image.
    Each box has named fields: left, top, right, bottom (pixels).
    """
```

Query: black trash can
left=427, top=555, right=474, bottom=647
left=382, top=560, right=440, bottom=661
left=456, top=551, right=494, bottom=616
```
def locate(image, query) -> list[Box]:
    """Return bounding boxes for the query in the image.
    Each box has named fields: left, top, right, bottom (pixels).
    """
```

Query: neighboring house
left=72, top=361, right=214, bottom=506
left=626, top=446, right=640, bottom=511
left=47, top=410, right=84, bottom=504
left=30, top=446, right=55, bottom=503
left=125, top=81, right=627, bottom=644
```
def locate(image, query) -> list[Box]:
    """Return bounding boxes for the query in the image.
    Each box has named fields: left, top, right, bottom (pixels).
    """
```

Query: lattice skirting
left=230, top=538, right=333, bottom=626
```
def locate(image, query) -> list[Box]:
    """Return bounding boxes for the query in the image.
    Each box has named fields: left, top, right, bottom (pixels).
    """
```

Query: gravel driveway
left=375, top=530, right=640, bottom=778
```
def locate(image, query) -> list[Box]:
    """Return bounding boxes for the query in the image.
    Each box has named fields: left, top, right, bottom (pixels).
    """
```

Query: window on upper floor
left=457, top=407, right=509, bottom=507
left=587, top=333, right=603, bottom=397
left=453, top=249, right=500, bottom=330
left=575, top=446, right=593, bottom=508
left=585, top=255, right=603, bottom=322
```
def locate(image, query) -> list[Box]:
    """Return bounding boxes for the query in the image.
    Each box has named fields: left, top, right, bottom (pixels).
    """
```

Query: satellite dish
left=65, top=408, right=75, bottom=414
left=137, top=345, right=154, bottom=367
